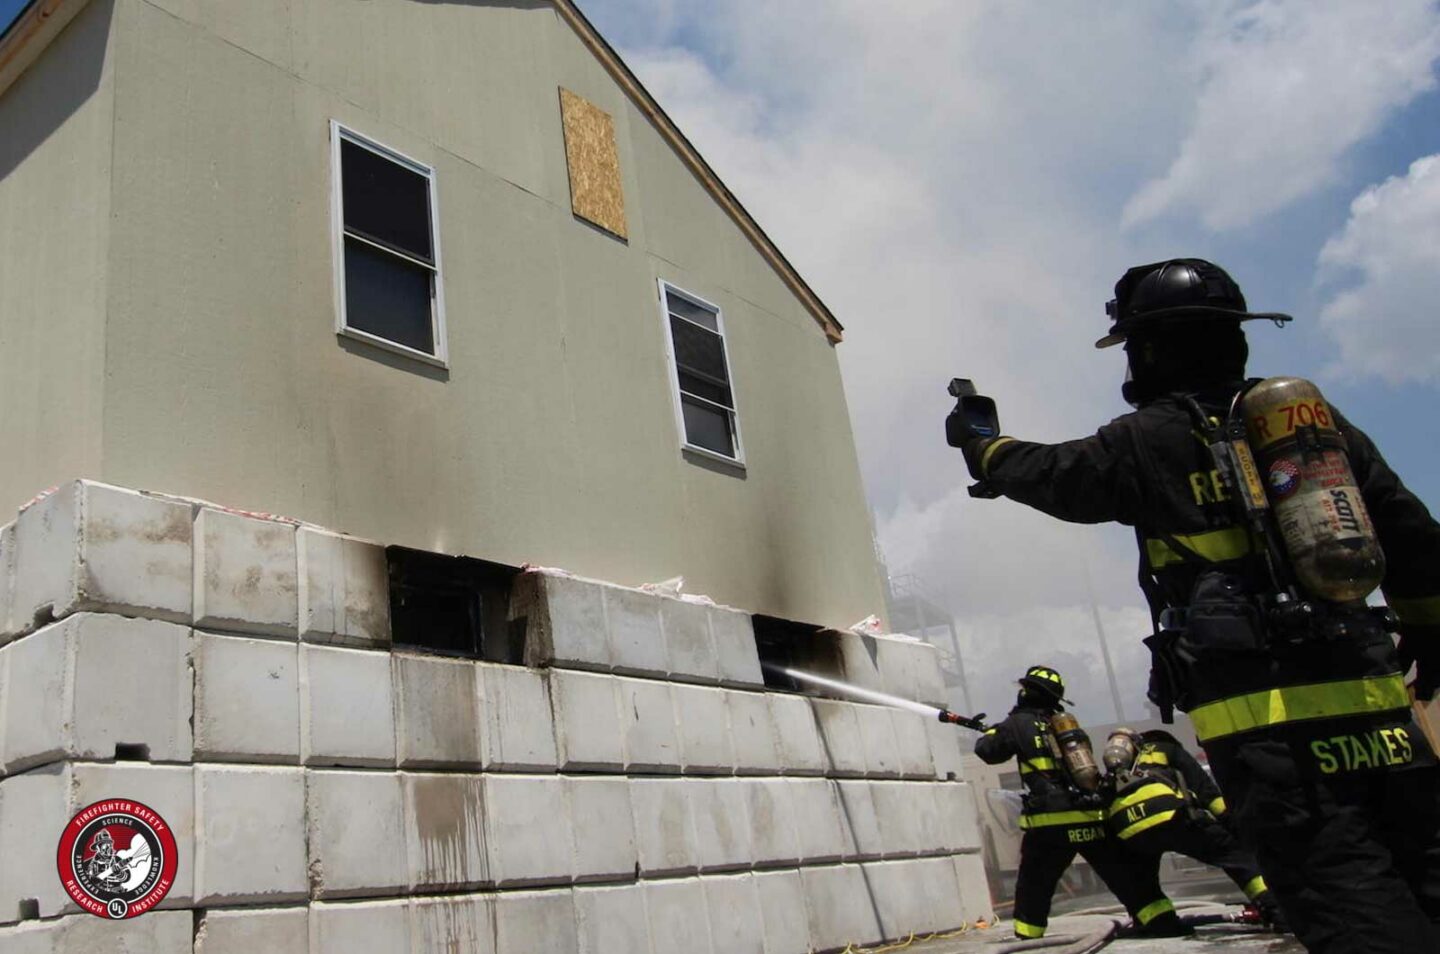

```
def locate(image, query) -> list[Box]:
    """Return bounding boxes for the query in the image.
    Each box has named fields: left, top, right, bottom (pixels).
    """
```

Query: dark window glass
left=678, top=370, right=731, bottom=407
left=667, top=293, right=718, bottom=331
left=681, top=395, right=734, bottom=457
left=344, top=237, right=434, bottom=354
left=341, top=139, right=433, bottom=262
left=670, top=316, right=730, bottom=390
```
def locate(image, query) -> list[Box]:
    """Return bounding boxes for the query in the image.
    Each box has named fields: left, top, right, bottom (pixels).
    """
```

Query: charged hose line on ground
left=835, top=921, right=978, bottom=953
left=988, top=920, right=1122, bottom=954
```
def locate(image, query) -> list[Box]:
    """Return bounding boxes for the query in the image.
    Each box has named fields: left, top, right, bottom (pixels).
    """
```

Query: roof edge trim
left=0, top=0, right=91, bottom=99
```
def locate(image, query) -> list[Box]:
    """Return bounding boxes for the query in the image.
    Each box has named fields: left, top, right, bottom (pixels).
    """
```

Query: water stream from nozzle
left=763, top=663, right=942, bottom=718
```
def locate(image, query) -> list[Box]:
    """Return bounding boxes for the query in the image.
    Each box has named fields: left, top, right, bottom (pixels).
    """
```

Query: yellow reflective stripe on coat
left=1135, top=750, right=1169, bottom=766
left=1018, top=809, right=1105, bottom=829
left=1243, top=876, right=1267, bottom=900
left=1392, top=595, right=1440, bottom=625
left=1144, top=526, right=1254, bottom=568
left=1106, top=783, right=1179, bottom=815
left=1136, top=899, right=1176, bottom=925
left=1208, top=796, right=1227, bottom=815
left=1013, top=920, right=1045, bottom=939
left=1116, top=809, right=1178, bottom=840
left=1190, top=673, right=1411, bottom=742
left=980, top=437, right=1017, bottom=478
left=1020, top=757, right=1058, bottom=774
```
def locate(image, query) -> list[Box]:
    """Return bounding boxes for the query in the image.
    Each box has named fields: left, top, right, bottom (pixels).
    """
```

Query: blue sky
left=0, top=1, right=27, bottom=38
left=580, top=0, right=1440, bottom=720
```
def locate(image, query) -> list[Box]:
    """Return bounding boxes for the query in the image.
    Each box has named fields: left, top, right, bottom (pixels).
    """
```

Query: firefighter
left=1100, top=727, right=1284, bottom=928
left=948, top=259, right=1440, bottom=953
left=975, top=665, right=1188, bottom=940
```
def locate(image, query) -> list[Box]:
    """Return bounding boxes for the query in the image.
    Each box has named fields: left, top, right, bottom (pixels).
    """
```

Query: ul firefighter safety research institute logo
left=57, top=799, right=177, bottom=919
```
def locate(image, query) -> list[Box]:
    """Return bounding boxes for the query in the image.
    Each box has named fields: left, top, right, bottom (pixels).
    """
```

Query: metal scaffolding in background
left=885, top=572, right=974, bottom=715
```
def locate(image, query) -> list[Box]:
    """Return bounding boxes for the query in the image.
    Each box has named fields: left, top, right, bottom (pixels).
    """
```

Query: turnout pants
left=1012, top=821, right=1179, bottom=939
left=1124, top=813, right=1270, bottom=905
left=1216, top=750, right=1440, bottom=954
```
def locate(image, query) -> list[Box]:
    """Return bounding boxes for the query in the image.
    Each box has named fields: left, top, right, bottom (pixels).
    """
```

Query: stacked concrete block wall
left=0, top=481, right=992, bottom=952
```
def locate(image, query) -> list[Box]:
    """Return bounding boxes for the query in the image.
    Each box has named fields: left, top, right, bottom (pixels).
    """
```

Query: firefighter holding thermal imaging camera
left=948, top=259, right=1440, bottom=953
left=975, top=665, right=1187, bottom=940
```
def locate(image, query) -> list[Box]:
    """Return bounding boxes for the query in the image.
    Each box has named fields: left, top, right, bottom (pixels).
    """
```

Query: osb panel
left=559, top=87, right=628, bottom=239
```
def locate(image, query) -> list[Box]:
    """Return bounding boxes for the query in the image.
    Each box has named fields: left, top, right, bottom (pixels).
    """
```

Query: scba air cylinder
left=1240, top=377, right=1385, bottom=603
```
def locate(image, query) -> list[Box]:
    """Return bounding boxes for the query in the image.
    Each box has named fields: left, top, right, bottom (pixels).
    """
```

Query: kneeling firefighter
left=1101, top=728, right=1283, bottom=928
left=948, top=259, right=1440, bottom=953
left=974, top=666, right=1187, bottom=940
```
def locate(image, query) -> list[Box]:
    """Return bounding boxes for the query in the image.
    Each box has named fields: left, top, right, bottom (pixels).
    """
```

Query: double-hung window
left=331, top=122, right=447, bottom=364
left=661, top=282, right=744, bottom=463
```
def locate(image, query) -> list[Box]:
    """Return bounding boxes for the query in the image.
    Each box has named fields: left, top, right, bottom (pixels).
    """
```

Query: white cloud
left=1123, top=0, right=1440, bottom=231
left=1317, top=154, right=1440, bottom=384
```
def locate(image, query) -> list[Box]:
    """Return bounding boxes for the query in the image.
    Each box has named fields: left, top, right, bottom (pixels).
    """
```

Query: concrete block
left=479, top=663, right=557, bottom=772
left=788, top=778, right=845, bottom=864
left=767, top=693, right=824, bottom=775
left=912, top=642, right=948, bottom=707
left=11, top=483, right=193, bottom=634
left=910, top=782, right=949, bottom=857
left=687, top=777, right=752, bottom=872
left=869, top=782, right=922, bottom=858
left=862, top=859, right=930, bottom=940
left=873, top=635, right=923, bottom=701
left=0, top=909, right=193, bottom=952
left=660, top=596, right=719, bottom=683
left=194, top=632, right=300, bottom=763
left=494, top=888, right=577, bottom=954
left=754, top=868, right=812, bottom=954
left=0, top=643, right=7, bottom=776
left=951, top=851, right=994, bottom=925
left=311, top=899, right=412, bottom=954
left=630, top=778, right=697, bottom=876
left=410, top=894, right=495, bottom=954
left=300, top=644, right=396, bottom=767
left=618, top=676, right=680, bottom=773
left=914, top=855, right=965, bottom=932
left=403, top=773, right=489, bottom=891
left=742, top=778, right=800, bottom=867
left=855, top=703, right=902, bottom=779
left=393, top=652, right=482, bottom=769
left=306, top=769, right=407, bottom=898
left=567, top=775, right=637, bottom=882
left=196, top=765, right=307, bottom=904
left=0, top=523, right=16, bottom=644
left=725, top=690, right=780, bottom=775
left=810, top=699, right=867, bottom=777
left=2, top=615, right=192, bottom=774
left=0, top=764, right=72, bottom=922
left=297, top=527, right=391, bottom=648
left=835, top=630, right=884, bottom=693
left=69, top=763, right=196, bottom=909
left=514, top=571, right=611, bottom=671
left=834, top=779, right=884, bottom=861
left=937, top=782, right=982, bottom=853
left=800, top=863, right=883, bottom=952
left=673, top=683, right=734, bottom=774
left=575, top=884, right=653, bottom=954
left=703, top=873, right=764, bottom=953
left=645, top=878, right=713, bottom=954
left=711, top=606, right=764, bottom=687
left=194, top=507, right=299, bottom=637
left=197, top=906, right=308, bottom=954
left=891, top=709, right=936, bottom=779
left=483, top=774, right=574, bottom=886
left=925, top=718, right=965, bottom=781
left=548, top=669, right=624, bottom=771
left=603, top=584, right=667, bottom=677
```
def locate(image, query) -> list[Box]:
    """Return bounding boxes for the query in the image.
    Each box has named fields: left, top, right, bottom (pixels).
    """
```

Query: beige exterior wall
left=0, top=0, right=115, bottom=511
left=2, top=0, right=885, bottom=627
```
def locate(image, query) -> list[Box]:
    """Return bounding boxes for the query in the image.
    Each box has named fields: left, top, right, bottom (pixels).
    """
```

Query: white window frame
left=330, top=120, right=449, bottom=368
left=658, top=280, right=746, bottom=467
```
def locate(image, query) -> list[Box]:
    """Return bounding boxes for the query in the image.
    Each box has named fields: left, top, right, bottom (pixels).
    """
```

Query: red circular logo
left=56, top=799, right=178, bottom=919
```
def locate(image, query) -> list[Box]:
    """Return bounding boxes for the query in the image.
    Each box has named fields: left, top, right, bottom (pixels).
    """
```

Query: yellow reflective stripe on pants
left=1013, top=920, right=1045, bottom=939
left=1018, top=809, right=1105, bottom=829
left=980, top=437, right=1017, bottom=478
left=1190, top=673, right=1411, bottom=742
left=1116, top=809, right=1177, bottom=840
left=1393, top=595, right=1440, bottom=625
left=1136, top=898, right=1176, bottom=925
left=1209, top=796, right=1227, bottom=815
left=1020, top=757, right=1058, bottom=774
left=1145, top=526, right=1253, bottom=568
left=1106, top=783, right=1178, bottom=815
left=1243, top=875, right=1267, bottom=900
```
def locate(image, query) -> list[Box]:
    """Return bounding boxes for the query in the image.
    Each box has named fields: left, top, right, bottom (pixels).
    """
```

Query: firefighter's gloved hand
left=1397, top=628, right=1440, bottom=701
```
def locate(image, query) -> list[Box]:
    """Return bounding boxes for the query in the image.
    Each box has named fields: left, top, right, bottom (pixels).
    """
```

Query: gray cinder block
left=410, top=895, right=496, bottom=954
left=703, top=872, right=764, bottom=953
left=305, top=770, right=407, bottom=899
left=515, top=571, right=611, bottom=671
left=672, top=683, right=734, bottom=775
left=483, top=774, right=574, bottom=887
left=196, top=907, right=309, bottom=954
left=575, top=884, right=652, bottom=954
left=686, top=778, right=753, bottom=873
left=393, top=652, right=482, bottom=769
left=645, top=878, right=714, bottom=954
left=300, top=644, right=396, bottom=768
left=193, top=632, right=300, bottom=763
left=193, top=507, right=298, bottom=637
left=494, top=889, right=578, bottom=954
left=549, top=669, right=624, bottom=772
left=403, top=772, right=489, bottom=891
left=195, top=765, right=307, bottom=904
left=618, top=676, right=681, bottom=774
left=479, top=663, right=558, bottom=772
left=310, top=899, right=412, bottom=954
left=725, top=690, right=780, bottom=775
left=767, top=693, right=824, bottom=775
left=604, top=585, right=667, bottom=677
left=660, top=597, right=719, bottom=684
left=297, top=527, right=390, bottom=648
left=630, top=778, right=698, bottom=877
left=568, top=775, right=638, bottom=883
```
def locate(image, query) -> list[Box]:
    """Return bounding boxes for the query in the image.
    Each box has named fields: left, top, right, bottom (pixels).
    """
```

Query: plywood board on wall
left=559, top=87, right=628, bottom=239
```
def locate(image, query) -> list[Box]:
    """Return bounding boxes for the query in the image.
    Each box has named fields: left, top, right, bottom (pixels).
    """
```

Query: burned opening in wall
left=386, top=547, right=525, bottom=663
left=752, top=614, right=844, bottom=692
